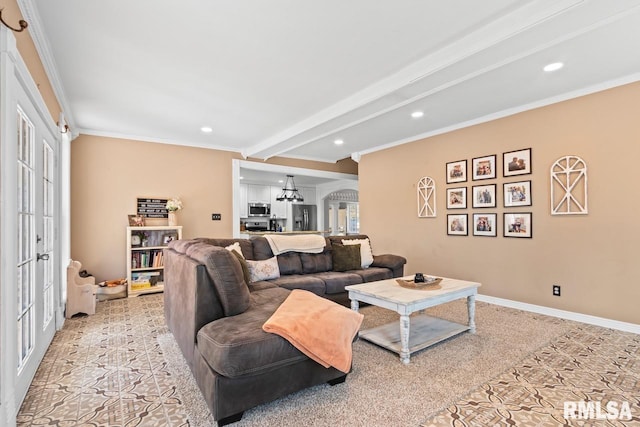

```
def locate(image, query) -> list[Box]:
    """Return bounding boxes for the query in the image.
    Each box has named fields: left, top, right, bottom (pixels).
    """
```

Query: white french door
left=16, top=104, right=57, bottom=380
left=1, top=26, right=61, bottom=423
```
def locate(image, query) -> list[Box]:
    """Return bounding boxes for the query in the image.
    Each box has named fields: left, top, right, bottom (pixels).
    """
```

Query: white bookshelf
left=126, top=225, right=182, bottom=297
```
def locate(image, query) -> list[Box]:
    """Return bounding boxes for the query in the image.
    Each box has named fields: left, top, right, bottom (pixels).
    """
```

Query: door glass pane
left=43, top=141, right=54, bottom=327
left=17, top=107, right=35, bottom=372
left=347, top=203, right=360, bottom=234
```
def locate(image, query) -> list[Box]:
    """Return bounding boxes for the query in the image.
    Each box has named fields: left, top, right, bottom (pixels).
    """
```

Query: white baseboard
left=476, top=294, right=640, bottom=335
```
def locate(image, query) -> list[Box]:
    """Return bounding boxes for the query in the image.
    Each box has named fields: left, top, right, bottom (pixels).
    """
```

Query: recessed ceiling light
left=239, top=176, right=244, bottom=180
left=278, top=180, right=284, bottom=183
left=543, top=62, right=564, bottom=72
left=201, top=126, right=213, bottom=133
left=411, top=111, right=424, bottom=118
left=334, top=139, right=344, bottom=145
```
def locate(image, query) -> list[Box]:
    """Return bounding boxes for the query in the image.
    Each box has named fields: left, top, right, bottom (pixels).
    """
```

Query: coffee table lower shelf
left=359, top=315, right=470, bottom=357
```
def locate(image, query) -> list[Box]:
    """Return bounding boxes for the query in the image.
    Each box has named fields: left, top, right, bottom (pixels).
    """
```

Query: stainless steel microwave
left=248, top=203, right=271, bottom=217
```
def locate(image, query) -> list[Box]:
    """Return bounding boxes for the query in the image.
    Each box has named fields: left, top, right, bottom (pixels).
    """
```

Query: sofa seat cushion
left=311, top=271, right=363, bottom=294
left=350, top=267, right=393, bottom=282
left=267, top=275, right=326, bottom=296
left=247, top=280, right=279, bottom=292
left=196, top=287, right=307, bottom=378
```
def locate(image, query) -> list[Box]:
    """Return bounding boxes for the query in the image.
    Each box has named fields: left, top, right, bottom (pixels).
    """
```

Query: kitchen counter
left=245, top=230, right=330, bottom=235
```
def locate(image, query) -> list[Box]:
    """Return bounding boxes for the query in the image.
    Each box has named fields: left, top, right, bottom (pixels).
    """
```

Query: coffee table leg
left=351, top=299, right=360, bottom=313
left=399, top=314, right=410, bottom=364
left=467, top=294, right=476, bottom=333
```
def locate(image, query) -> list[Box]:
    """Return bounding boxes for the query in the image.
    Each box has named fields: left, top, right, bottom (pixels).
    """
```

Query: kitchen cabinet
left=239, top=184, right=248, bottom=217
left=299, top=186, right=317, bottom=204
left=247, top=184, right=270, bottom=204
left=270, top=186, right=287, bottom=218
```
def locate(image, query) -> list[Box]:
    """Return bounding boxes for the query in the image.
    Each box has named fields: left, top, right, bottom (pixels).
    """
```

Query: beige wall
left=70, top=135, right=357, bottom=282
left=359, top=81, right=640, bottom=324
left=3, top=0, right=61, bottom=122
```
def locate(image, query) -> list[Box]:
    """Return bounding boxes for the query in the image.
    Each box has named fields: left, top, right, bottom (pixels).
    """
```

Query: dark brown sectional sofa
left=163, top=234, right=406, bottom=425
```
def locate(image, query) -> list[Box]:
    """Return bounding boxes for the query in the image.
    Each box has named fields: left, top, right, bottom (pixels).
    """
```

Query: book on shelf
left=131, top=250, right=164, bottom=269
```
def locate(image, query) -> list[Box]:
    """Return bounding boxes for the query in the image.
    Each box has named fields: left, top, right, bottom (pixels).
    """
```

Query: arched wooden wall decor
left=550, top=155, right=588, bottom=215
left=417, top=177, right=436, bottom=217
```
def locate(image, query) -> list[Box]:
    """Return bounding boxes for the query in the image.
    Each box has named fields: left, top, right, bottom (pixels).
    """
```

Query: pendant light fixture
left=276, top=175, right=304, bottom=202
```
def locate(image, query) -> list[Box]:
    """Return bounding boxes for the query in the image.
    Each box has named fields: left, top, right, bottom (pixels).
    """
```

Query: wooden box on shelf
left=126, top=225, right=182, bottom=297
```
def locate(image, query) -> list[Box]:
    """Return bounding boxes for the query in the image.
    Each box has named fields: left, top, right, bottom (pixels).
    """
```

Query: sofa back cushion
left=276, top=252, right=303, bottom=275
left=300, top=250, right=333, bottom=273
left=195, top=238, right=255, bottom=260
left=250, top=237, right=275, bottom=260
left=186, top=243, right=251, bottom=316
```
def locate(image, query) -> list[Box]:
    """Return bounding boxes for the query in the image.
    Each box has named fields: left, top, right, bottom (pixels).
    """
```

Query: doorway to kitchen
left=232, top=159, right=358, bottom=238
left=325, top=190, right=359, bottom=235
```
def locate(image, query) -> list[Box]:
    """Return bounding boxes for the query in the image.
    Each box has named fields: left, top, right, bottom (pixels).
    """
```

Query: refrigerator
left=291, top=204, right=317, bottom=231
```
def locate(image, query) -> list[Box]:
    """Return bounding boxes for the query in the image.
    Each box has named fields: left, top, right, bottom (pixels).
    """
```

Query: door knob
left=37, top=253, right=49, bottom=261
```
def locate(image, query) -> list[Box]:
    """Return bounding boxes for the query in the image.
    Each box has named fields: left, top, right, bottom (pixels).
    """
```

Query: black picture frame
left=472, top=155, right=496, bottom=180
left=503, top=212, right=532, bottom=238
left=447, top=214, right=468, bottom=236
left=503, top=148, right=532, bottom=177
left=473, top=213, right=497, bottom=237
left=472, top=184, right=496, bottom=208
left=446, top=159, right=467, bottom=184
left=503, top=180, right=532, bottom=207
left=447, top=187, right=467, bottom=209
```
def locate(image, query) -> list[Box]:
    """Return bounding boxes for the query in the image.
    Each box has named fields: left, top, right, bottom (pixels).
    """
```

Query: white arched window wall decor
left=417, top=177, right=436, bottom=218
left=550, top=155, right=588, bottom=215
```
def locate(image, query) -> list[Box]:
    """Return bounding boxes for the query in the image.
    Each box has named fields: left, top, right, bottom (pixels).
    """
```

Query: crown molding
left=77, top=128, right=242, bottom=153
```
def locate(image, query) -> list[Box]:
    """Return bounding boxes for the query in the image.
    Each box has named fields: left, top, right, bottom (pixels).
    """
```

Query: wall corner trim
left=476, top=294, right=639, bottom=334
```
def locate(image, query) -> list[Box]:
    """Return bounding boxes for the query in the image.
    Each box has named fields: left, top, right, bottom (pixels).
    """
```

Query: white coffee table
left=345, top=276, right=481, bottom=364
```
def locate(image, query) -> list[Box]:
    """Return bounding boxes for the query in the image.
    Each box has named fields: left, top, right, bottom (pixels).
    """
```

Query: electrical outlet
left=211, top=213, right=222, bottom=221
left=552, top=285, right=561, bottom=296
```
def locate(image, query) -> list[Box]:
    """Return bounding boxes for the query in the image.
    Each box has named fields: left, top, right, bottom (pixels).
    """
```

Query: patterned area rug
left=421, top=324, right=640, bottom=426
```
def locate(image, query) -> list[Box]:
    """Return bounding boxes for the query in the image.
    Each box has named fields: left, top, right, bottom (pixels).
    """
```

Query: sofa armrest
left=164, top=247, right=222, bottom=371
left=371, top=254, right=407, bottom=277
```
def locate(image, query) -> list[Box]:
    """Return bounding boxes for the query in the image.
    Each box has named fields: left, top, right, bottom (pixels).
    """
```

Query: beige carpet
left=157, top=299, right=640, bottom=426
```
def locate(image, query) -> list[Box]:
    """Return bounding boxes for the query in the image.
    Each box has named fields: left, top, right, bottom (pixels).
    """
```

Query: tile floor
left=17, top=293, right=189, bottom=426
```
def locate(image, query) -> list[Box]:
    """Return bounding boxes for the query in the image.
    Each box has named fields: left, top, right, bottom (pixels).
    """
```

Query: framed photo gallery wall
left=445, top=148, right=532, bottom=238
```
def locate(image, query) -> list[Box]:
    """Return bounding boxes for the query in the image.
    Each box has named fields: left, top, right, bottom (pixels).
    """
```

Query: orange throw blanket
left=262, top=289, right=364, bottom=373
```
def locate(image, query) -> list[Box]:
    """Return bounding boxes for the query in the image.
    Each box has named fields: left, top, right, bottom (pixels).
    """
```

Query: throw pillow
left=246, top=256, right=281, bottom=282
left=231, top=250, right=251, bottom=284
left=342, top=238, right=373, bottom=268
left=332, top=243, right=361, bottom=272
left=225, top=242, right=244, bottom=258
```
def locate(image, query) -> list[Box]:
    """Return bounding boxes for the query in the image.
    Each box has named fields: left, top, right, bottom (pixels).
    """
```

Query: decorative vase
left=168, top=211, right=178, bottom=226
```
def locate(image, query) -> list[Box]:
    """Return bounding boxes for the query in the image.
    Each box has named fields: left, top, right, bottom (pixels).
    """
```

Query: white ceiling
left=22, top=0, right=640, bottom=163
